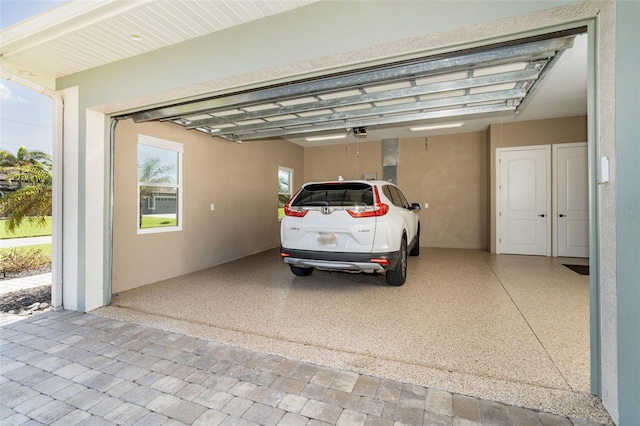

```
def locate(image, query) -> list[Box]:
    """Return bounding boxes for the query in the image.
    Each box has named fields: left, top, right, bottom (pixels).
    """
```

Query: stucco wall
left=304, top=131, right=488, bottom=249
left=304, top=142, right=383, bottom=183
left=399, top=132, right=487, bottom=249
left=596, top=2, right=618, bottom=421
left=304, top=132, right=487, bottom=249
left=304, top=119, right=584, bottom=252
left=615, top=2, right=640, bottom=423
left=112, top=119, right=303, bottom=292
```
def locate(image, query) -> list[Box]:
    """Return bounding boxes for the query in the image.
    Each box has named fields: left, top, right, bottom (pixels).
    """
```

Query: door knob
left=559, top=214, right=567, bottom=218
left=538, top=214, right=546, bottom=217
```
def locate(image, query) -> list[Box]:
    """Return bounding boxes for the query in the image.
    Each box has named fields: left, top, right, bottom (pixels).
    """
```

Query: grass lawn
left=141, top=216, right=177, bottom=228
left=0, top=217, right=52, bottom=239
left=0, top=244, right=52, bottom=258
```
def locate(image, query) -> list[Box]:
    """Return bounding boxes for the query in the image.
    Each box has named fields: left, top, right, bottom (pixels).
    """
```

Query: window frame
left=278, top=166, right=294, bottom=219
left=137, top=134, right=184, bottom=235
left=383, top=185, right=410, bottom=209
left=392, top=186, right=411, bottom=209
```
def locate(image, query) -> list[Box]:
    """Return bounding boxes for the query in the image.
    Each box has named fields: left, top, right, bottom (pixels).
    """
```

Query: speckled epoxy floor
left=98, top=248, right=604, bottom=422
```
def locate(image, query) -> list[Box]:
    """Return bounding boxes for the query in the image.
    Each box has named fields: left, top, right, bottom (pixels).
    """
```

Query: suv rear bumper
left=280, top=247, right=400, bottom=272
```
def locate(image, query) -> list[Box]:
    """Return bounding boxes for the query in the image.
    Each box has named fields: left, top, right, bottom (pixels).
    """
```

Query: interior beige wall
left=303, top=141, right=382, bottom=183
left=487, top=115, right=588, bottom=253
left=303, top=116, right=586, bottom=252
left=399, top=132, right=488, bottom=249
left=113, top=115, right=586, bottom=292
left=303, top=132, right=488, bottom=249
left=113, top=119, right=303, bottom=293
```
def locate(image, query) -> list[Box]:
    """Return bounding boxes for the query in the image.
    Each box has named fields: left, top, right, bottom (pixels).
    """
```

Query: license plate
left=317, top=232, right=338, bottom=246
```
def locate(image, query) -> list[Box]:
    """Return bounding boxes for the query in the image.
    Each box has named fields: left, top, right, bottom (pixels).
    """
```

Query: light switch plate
left=598, top=156, right=609, bottom=184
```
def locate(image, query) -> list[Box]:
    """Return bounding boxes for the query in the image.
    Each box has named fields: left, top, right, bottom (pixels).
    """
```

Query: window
left=137, top=135, right=183, bottom=234
left=278, top=167, right=293, bottom=219
left=383, top=185, right=410, bottom=208
left=293, top=182, right=374, bottom=207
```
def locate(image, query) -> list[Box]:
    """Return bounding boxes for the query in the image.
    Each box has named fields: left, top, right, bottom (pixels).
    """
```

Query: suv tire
left=290, top=265, right=314, bottom=276
left=410, top=228, right=420, bottom=256
left=386, top=238, right=407, bottom=286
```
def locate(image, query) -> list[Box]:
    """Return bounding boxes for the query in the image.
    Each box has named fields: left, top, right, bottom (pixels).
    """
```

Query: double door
left=497, top=143, right=588, bottom=258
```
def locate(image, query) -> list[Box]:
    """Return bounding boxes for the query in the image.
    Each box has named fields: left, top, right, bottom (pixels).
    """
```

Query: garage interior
left=102, top=249, right=594, bottom=419
left=101, top=29, right=600, bottom=420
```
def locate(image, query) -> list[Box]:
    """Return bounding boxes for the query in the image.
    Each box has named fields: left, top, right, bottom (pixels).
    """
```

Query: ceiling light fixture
left=305, top=134, right=348, bottom=142
left=196, top=127, right=220, bottom=133
left=130, top=34, right=144, bottom=42
left=409, top=122, right=464, bottom=132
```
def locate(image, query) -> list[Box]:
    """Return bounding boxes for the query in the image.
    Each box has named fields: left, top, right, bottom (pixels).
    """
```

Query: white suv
left=280, top=180, right=420, bottom=285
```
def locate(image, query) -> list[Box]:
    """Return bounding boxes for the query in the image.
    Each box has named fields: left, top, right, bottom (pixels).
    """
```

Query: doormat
left=563, top=264, right=589, bottom=275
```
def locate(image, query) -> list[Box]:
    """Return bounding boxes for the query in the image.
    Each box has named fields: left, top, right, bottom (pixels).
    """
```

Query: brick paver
left=0, top=310, right=607, bottom=425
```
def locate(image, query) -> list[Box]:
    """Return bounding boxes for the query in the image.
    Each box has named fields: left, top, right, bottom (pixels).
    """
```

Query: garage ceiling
left=131, top=32, right=582, bottom=143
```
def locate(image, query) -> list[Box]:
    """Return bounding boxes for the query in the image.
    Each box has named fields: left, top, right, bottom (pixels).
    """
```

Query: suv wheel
left=386, top=238, right=407, bottom=286
left=290, top=265, right=314, bottom=276
left=410, top=228, right=420, bottom=256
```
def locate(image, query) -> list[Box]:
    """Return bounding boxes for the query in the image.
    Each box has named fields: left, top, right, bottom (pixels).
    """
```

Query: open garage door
left=128, top=30, right=584, bottom=144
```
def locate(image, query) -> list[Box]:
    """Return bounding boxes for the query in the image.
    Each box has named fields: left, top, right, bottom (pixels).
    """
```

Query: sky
left=0, top=0, right=69, bottom=156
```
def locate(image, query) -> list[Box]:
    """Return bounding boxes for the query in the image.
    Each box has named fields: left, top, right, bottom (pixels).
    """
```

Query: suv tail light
left=347, top=186, right=389, bottom=218
left=284, top=204, right=309, bottom=217
left=284, top=189, right=308, bottom=217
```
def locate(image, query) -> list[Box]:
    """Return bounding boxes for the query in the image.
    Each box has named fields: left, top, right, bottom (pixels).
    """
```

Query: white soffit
left=0, top=0, right=319, bottom=87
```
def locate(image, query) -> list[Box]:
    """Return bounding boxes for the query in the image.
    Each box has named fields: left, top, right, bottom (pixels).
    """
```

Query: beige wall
left=112, top=119, right=303, bottom=292
left=399, top=132, right=488, bottom=249
left=113, top=115, right=586, bottom=292
left=303, top=116, right=586, bottom=252
left=304, top=141, right=383, bottom=183
left=487, top=115, right=588, bottom=252
left=303, top=132, right=488, bottom=250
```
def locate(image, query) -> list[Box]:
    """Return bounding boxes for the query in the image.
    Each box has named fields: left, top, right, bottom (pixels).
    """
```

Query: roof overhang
left=1, top=1, right=587, bottom=146
left=0, top=0, right=319, bottom=89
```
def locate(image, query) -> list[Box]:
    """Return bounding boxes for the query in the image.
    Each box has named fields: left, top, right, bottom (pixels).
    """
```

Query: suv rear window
left=292, top=182, right=374, bottom=207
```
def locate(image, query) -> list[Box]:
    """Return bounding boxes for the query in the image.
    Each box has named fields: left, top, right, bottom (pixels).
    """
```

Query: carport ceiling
left=131, top=32, right=581, bottom=143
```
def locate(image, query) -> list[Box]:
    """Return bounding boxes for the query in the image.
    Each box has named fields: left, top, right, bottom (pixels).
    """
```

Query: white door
left=497, top=146, right=551, bottom=256
left=554, top=143, right=589, bottom=258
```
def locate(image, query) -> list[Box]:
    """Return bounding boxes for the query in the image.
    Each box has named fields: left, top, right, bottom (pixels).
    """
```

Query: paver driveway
left=1, top=310, right=606, bottom=425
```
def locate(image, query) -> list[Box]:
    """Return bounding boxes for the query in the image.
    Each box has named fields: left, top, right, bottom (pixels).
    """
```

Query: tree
left=0, top=147, right=53, bottom=234
left=138, top=157, right=176, bottom=226
left=278, top=169, right=291, bottom=207
left=0, top=150, right=18, bottom=167
left=138, top=157, right=175, bottom=184
left=1, top=147, right=51, bottom=169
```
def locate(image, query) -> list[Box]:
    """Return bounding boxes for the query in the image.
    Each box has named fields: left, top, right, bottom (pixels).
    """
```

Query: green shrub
left=0, top=247, right=50, bottom=277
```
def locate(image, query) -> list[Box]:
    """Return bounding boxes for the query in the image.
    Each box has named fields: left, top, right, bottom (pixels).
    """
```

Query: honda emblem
left=321, top=206, right=331, bottom=215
